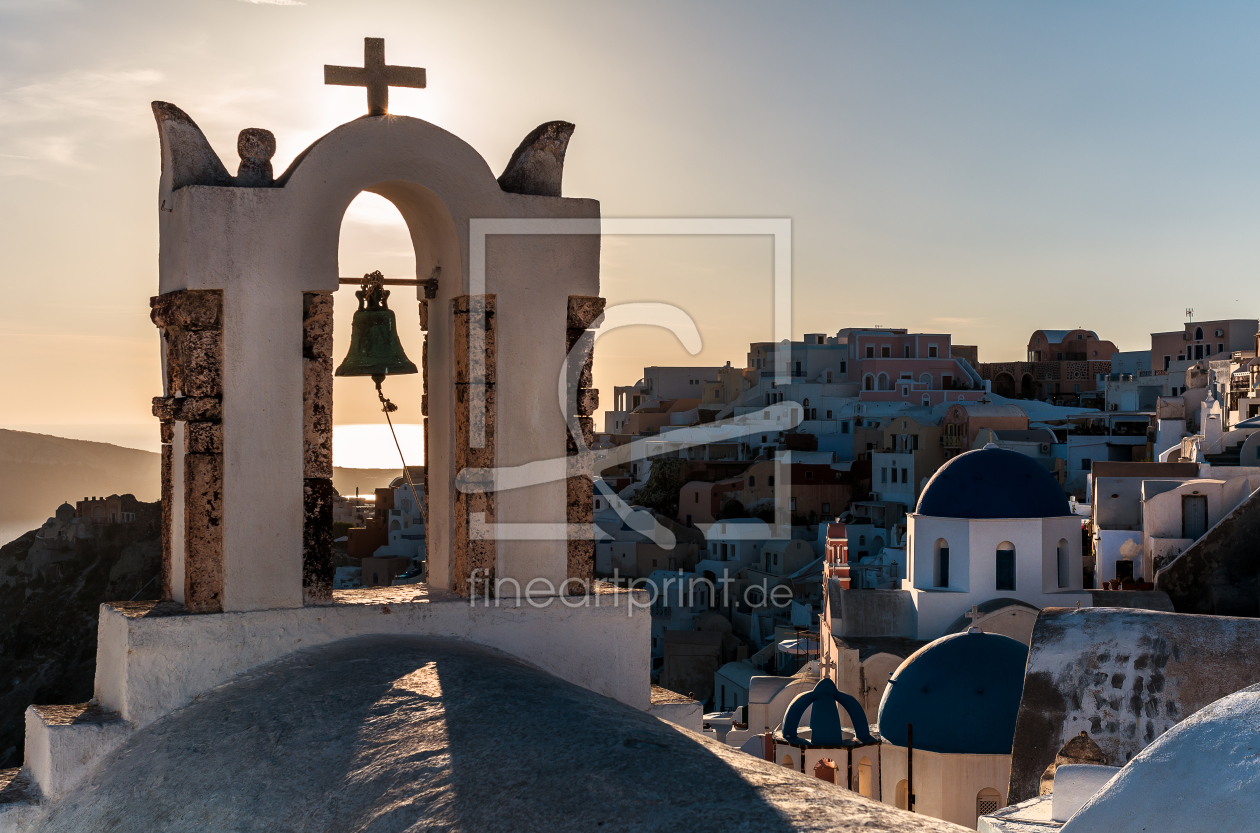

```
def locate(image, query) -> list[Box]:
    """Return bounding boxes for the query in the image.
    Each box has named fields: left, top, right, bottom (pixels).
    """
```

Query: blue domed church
left=903, top=445, right=1091, bottom=639
left=876, top=629, right=1029, bottom=828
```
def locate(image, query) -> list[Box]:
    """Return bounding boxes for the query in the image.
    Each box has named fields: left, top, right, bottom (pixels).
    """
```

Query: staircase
left=1204, top=442, right=1243, bottom=467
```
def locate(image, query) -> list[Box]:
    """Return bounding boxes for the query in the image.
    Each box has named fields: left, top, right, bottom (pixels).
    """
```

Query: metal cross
left=325, top=38, right=426, bottom=116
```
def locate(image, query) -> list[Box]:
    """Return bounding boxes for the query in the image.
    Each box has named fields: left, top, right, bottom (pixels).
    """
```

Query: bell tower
left=150, top=42, right=602, bottom=613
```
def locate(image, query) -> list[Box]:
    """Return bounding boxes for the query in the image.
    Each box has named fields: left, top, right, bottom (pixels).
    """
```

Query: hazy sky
left=4, top=1, right=1260, bottom=461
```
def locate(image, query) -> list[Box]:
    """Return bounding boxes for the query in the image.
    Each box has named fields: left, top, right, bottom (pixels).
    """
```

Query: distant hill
left=0, top=430, right=400, bottom=547
left=0, top=430, right=160, bottom=547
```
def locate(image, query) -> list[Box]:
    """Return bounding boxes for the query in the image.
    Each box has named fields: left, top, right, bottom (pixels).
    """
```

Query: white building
left=372, top=482, right=425, bottom=568
left=904, top=445, right=1091, bottom=639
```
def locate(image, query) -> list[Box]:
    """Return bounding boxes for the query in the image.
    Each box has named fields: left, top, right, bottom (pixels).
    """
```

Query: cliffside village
left=581, top=315, right=1260, bottom=830
left=6, top=38, right=1259, bottom=833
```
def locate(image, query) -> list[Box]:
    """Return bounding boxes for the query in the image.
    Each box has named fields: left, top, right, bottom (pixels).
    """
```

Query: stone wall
left=565, top=295, right=604, bottom=590
left=1008, top=607, right=1260, bottom=803
left=453, top=294, right=496, bottom=597
left=301, top=292, right=334, bottom=604
left=151, top=289, right=224, bottom=613
left=1154, top=485, right=1260, bottom=617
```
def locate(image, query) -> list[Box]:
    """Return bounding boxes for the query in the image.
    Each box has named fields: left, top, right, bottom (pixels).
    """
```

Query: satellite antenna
left=1186, top=307, right=1194, bottom=322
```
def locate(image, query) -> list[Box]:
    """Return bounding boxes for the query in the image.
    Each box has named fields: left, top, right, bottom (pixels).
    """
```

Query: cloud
left=0, top=69, right=164, bottom=172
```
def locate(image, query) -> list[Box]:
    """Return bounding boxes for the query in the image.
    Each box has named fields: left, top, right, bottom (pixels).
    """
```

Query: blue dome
left=877, top=630, right=1028, bottom=755
left=916, top=445, right=1070, bottom=519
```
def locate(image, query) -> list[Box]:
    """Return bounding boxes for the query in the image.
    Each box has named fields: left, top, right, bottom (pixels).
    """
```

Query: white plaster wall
left=908, top=516, right=1088, bottom=640
left=1095, top=529, right=1141, bottom=586
left=22, top=708, right=130, bottom=800
left=157, top=115, right=601, bottom=608
left=93, top=588, right=649, bottom=733
left=907, top=515, right=971, bottom=591
left=880, top=743, right=1012, bottom=829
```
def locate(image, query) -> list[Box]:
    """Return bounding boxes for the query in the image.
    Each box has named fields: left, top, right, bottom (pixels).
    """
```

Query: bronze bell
left=335, top=271, right=418, bottom=381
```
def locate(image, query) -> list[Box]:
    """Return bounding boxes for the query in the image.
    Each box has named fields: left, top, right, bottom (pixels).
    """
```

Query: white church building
left=903, top=444, right=1091, bottom=640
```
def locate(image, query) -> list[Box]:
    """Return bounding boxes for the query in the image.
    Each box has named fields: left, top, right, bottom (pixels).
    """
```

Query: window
left=864, top=374, right=874, bottom=391
left=595, top=499, right=602, bottom=509
left=857, top=757, right=873, bottom=797
left=901, top=467, right=908, bottom=483
left=1205, top=343, right=1211, bottom=356
left=839, top=361, right=846, bottom=373
left=826, top=371, right=832, bottom=383
left=1074, top=383, right=1081, bottom=393
left=996, top=544, right=1016, bottom=591
left=781, top=754, right=795, bottom=769
left=694, top=492, right=699, bottom=504
left=749, top=476, right=756, bottom=487
left=935, top=539, right=949, bottom=587
left=865, top=346, right=874, bottom=358
left=768, top=476, right=774, bottom=487
left=942, top=374, right=952, bottom=388
left=805, top=471, right=813, bottom=480
left=977, top=788, right=1002, bottom=819
left=1081, top=457, right=1092, bottom=471
left=1219, top=343, right=1225, bottom=354
left=1195, top=326, right=1203, bottom=341
left=841, top=421, right=849, bottom=434
left=774, top=551, right=780, bottom=565
left=881, top=468, right=888, bottom=483
left=859, top=535, right=866, bottom=545
left=904, top=345, right=911, bottom=358
left=822, top=502, right=830, bottom=514
left=1057, top=538, right=1070, bottom=588
left=928, top=344, right=937, bottom=357
left=881, top=346, right=891, bottom=358
left=826, top=410, right=833, bottom=419
left=1164, top=355, right=1171, bottom=370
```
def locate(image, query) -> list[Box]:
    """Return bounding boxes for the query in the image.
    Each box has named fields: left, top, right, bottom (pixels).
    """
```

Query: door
left=1182, top=495, right=1208, bottom=540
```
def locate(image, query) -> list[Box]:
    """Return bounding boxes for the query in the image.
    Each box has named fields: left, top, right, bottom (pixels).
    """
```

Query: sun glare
left=332, top=423, right=425, bottom=470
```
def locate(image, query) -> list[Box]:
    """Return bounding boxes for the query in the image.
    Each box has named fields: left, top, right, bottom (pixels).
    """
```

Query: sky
left=4, top=1, right=1260, bottom=463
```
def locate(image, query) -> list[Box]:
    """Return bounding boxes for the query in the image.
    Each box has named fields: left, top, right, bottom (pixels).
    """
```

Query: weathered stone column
left=150, top=289, right=224, bottom=613
left=453, top=294, right=495, bottom=597
left=302, top=292, right=334, bottom=604
left=419, top=297, right=429, bottom=527
left=565, top=296, right=605, bottom=590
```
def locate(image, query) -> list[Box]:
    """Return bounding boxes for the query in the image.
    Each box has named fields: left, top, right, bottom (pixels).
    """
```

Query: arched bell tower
left=150, top=45, right=603, bottom=612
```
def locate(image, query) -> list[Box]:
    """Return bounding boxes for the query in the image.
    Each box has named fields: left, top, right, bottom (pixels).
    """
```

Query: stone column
left=419, top=298, right=429, bottom=527
left=453, top=294, right=495, bottom=597
left=302, top=292, right=334, bottom=604
left=150, top=289, right=224, bottom=613
left=565, top=296, right=605, bottom=590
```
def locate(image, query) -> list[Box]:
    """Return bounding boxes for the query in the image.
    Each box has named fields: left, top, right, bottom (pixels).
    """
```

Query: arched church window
left=1195, top=326, right=1203, bottom=341
left=895, top=780, right=909, bottom=810
left=864, top=374, right=875, bottom=391
left=977, top=788, right=1002, bottom=819
left=1057, top=538, right=1070, bottom=588
left=934, top=539, right=950, bottom=588
left=857, top=757, right=873, bottom=797
left=781, top=754, right=795, bottom=769
left=859, top=535, right=866, bottom=545
left=877, top=372, right=890, bottom=391
left=803, top=398, right=810, bottom=407
left=996, top=543, right=1016, bottom=591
